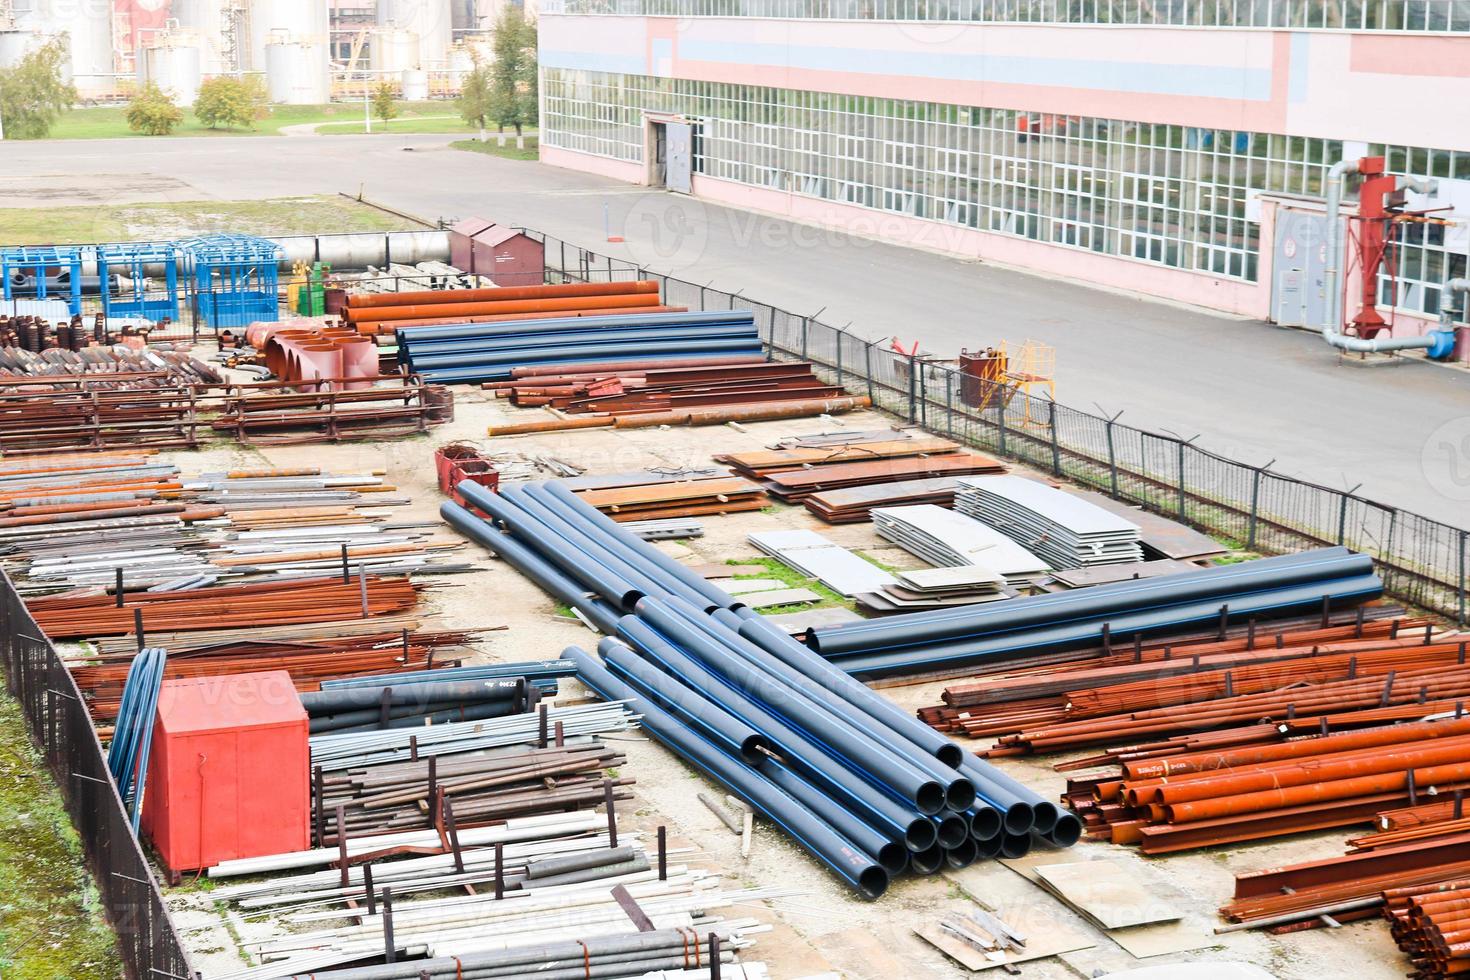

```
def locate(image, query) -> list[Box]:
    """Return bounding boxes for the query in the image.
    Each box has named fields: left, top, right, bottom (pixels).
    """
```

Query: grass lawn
left=451, top=135, right=540, bottom=161
left=0, top=689, right=120, bottom=979
left=0, top=195, right=421, bottom=245
left=46, top=101, right=464, bottom=140
left=314, top=115, right=488, bottom=136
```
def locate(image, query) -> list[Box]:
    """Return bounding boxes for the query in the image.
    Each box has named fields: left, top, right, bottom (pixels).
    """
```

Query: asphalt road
left=3, top=133, right=1467, bottom=524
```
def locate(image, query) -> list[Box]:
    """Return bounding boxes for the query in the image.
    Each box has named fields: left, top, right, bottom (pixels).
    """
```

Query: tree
left=371, top=81, right=398, bottom=124
left=457, top=61, right=493, bottom=139
left=193, top=75, right=267, bottom=130
left=125, top=82, right=184, bottom=136
left=487, top=7, right=538, bottom=147
left=0, top=37, right=76, bottom=140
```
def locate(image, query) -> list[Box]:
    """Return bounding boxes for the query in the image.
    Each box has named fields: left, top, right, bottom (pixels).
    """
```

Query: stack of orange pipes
left=1384, top=881, right=1470, bottom=979
left=342, top=281, right=676, bottom=335
left=1062, top=708, right=1470, bottom=853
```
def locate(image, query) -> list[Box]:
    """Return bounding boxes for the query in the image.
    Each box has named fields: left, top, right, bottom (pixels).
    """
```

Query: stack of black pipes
left=442, top=479, right=1080, bottom=901
left=806, top=547, right=1383, bottom=678
left=301, top=677, right=533, bottom=734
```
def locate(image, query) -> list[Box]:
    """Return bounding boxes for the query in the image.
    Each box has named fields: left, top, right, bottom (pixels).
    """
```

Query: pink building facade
left=537, top=8, right=1470, bottom=351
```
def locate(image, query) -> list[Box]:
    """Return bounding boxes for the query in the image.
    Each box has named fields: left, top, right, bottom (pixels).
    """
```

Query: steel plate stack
left=870, top=505, right=1049, bottom=588
left=955, top=476, right=1143, bottom=570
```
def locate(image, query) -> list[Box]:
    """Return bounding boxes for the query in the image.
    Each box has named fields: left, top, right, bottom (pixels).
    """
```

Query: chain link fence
left=0, top=572, right=194, bottom=980
left=528, top=227, right=1469, bottom=626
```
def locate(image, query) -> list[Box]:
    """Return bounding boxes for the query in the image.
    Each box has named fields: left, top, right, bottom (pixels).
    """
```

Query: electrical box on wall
left=142, top=671, right=310, bottom=875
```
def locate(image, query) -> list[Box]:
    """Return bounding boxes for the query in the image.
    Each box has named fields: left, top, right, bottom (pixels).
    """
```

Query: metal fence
left=529, top=228, right=1470, bottom=626
left=0, top=572, right=194, bottom=980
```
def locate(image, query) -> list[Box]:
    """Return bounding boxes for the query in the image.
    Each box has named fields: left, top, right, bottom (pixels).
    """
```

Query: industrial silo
left=377, top=0, right=451, bottom=70
left=137, top=28, right=203, bottom=104
left=9, top=0, right=118, bottom=97
left=264, top=35, right=329, bottom=104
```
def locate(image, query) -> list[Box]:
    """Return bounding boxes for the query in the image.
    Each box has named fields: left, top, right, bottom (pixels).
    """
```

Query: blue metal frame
left=96, top=241, right=180, bottom=322
left=1, top=246, right=84, bottom=315
left=180, top=234, right=283, bottom=329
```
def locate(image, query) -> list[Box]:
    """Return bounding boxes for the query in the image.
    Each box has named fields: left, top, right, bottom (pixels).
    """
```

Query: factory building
left=537, top=6, right=1470, bottom=337
left=0, top=1, right=486, bottom=105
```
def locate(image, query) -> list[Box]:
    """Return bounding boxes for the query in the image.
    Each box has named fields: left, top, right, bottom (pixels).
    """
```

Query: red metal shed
left=449, top=217, right=494, bottom=274
left=142, top=670, right=310, bottom=874
left=470, top=225, right=545, bottom=287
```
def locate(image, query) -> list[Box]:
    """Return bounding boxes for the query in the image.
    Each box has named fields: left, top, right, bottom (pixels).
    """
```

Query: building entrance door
left=665, top=122, right=692, bottom=194
left=1271, top=209, right=1330, bottom=328
left=649, top=121, right=668, bottom=187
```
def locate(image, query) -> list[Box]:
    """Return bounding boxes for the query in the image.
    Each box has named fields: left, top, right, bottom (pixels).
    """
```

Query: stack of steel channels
left=343, top=280, right=678, bottom=335
left=761, top=455, right=1005, bottom=502
left=804, top=548, right=1384, bottom=678
left=208, top=375, right=453, bottom=445
left=397, top=310, right=764, bottom=384
left=955, top=475, right=1145, bottom=569
left=491, top=361, right=838, bottom=411
left=576, top=476, right=768, bottom=522
left=804, top=476, right=968, bottom=523
left=870, top=504, right=1050, bottom=588
left=316, top=740, right=632, bottom=838
left=0, top=376, right=201, bottom=454
left=441, top=479, right=1082, bottom=901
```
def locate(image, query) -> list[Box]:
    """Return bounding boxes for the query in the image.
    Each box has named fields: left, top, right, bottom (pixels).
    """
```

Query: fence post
left=1460, top=530, right=1467, bottom=627
left=918, top=361, right=928, bottom=427
left=1105, top=417, right=1119, bottom=497
left=1338, top=494, right=1351, bottom=545
left=1177, top=441, right=1188, bottom=521
left=997, top=391, right=1009, bottom=456
left=1047, top=401, right=1061, bottom=476
left=801, top=317, right=809, bottom=361
left=559, top=240, right=566, bottom=278
left=1247, top=466, right=1264, bottom=551
left=864, top=343, right=875, bottom=402
left=699, top=286, right=707, bottom=311
left=907, top=355, right=918, bottom=423
left=836, top=330, right=844, bottom=384
left=945, top=369, right=954, bottom=439
left=767, top=307, right=776, bottom=348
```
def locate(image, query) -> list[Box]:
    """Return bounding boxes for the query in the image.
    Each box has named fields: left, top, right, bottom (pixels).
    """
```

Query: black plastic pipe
left=945, top=838, right=980, bottom=870
left=441, top=501, right=619, bottom=632
left=808, top=548, right=1374, bottom=657
left=652, top=598, right=975, bottom=811
left=619, top=611, right=948, bottom=815
left=566, top=645, right=889, bottom=900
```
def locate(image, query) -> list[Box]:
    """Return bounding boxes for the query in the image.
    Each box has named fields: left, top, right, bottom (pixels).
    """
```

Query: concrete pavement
left=2, top=132, right=1467, bottom=524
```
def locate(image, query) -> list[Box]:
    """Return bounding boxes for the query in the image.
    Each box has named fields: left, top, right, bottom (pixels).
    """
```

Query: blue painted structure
left=1, top=246, right=84, bottom=315
left=97, top=242, right=181, bottom=322
left=181, top=235, right=283, bottom=328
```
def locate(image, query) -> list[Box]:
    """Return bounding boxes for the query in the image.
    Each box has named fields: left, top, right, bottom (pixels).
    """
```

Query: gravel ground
left=157, top=385, right=1404, bottom=980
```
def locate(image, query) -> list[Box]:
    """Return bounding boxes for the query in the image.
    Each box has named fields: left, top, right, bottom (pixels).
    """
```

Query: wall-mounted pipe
left=1321, top=159, right=1456, bottom=358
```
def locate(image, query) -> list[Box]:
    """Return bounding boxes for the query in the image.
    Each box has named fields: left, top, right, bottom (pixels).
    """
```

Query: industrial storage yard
left=2, top=2, right=1470, bottom=976
left=0, top=201, right=1464, bottom=980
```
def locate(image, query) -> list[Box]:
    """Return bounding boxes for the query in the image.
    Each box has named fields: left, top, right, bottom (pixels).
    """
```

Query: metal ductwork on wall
left=1320, top=158, right=1458, bottom=360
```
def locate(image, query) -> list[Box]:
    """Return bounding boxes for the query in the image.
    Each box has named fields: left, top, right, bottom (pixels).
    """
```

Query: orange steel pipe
left=343, top=292, right=658, bottom=325
left=507, top=355, right=767, bottom=378
left=1165, top=759, right=1470, bottom=823
left=354, top=304, right=683, bottom=335
left=610, top=396, right=872, bottom=428
left=488, top=416, right=614, bottom=436
left=1125, top=716, right=1470, bottom=780
left=1141, top=735, right=1470, bottom=806
left=343, top=280, right=659, bottom=309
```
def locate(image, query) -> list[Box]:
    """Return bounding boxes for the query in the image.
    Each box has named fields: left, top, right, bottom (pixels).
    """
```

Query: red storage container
left=142, top=671, right=310, bottom=875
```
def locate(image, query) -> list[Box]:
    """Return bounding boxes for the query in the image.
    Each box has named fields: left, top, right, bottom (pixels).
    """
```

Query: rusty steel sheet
left=578, top=477, right=766, bottom=511
left=765, top=455, right=1007, bottom=501
left=717, top=437, right=963, bottom=477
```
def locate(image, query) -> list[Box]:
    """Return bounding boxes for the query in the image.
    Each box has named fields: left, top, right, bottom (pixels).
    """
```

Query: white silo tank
left=446, top=42, right=475, bottom=88
left=265, top=38, right=330, bottom=104
left=378, top=0, right=451, bottom=70
left=0, top=30, right=47, bottom=71
left=369, top=28, right=419, bottom=73
left=170, top=0, right=231, bottom=74
left=400, top=67, right=428, bottom=100
left=247, top=0, right=328, bottom=73
left=12, top=0, right=117, bottom=97
left=138, top=30, right=203, bottom=105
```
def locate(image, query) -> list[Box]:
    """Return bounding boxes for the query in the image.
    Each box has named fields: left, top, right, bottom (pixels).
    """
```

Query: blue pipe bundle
left=441, top=479, right=1081, bottom=900
left=105, top=646, right=167, bottom=832
left=806, top=548, right=1383, bottom=678
left=318, top=659, right=573, bottom=696
left=396, top=310, right=764, bottom=384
